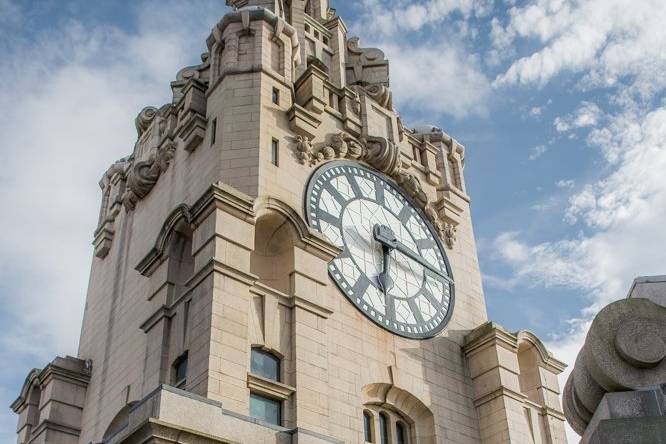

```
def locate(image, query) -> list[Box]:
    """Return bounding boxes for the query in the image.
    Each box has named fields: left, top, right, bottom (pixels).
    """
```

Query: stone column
left=188, top=183, right=257, bottom=413
left=464, top=322, right=532, bottom=444
left=288, top=234, right=339, bottom=435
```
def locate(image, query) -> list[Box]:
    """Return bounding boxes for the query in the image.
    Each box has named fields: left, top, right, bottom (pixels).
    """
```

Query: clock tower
left=12, top=2, right=569, bottom=444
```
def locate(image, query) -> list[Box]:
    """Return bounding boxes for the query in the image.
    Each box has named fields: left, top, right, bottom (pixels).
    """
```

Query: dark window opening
left=173, top=352, right=188, bottom=389
left=251, top=348, right=280, bottom=381
left=379, top=412, right=389, bottom=444
left=363, top=411, right=374, bottom=442
left=396, top=421, right=407, bottom=444
left=250, top=393, right=281, bottom=425
left=271, top=138, right=279, bottom=166
left=211, top=118, right=217, bottom=146
left=272, top=87, right=280, bottom=105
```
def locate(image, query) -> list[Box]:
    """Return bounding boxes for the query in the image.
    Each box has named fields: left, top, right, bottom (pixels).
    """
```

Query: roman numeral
left=397, top=205, right=412, bottom=223
left=324, top=184, right=348, bottom=207
left=351, top=274, right=371, bottom=297
left=348, top=175, right=364, bottom=200
left=422, top=286, right=443, bottom=309
left=407, top=298, right=426, bottom=325
left=318, top=210, right=340, bottom=226
left=375, top=185, right=385, bottom=206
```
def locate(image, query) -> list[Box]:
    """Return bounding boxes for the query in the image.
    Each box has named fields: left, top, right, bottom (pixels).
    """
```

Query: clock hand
left=377, top=244, right=394, bottom=295
left=373, top=224, right=453, bottom=284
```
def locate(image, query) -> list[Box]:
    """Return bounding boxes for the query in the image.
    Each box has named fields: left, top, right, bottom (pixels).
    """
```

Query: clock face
left=305, top=161, right=454, bottom=339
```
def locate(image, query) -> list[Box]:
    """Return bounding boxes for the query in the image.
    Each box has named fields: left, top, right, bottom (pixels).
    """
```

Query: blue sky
left=1, top=0, right=665, bottom=442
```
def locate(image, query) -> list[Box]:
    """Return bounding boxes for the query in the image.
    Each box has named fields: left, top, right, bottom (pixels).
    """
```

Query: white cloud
left=529, top=144, right=548, bottom=160
left=529, top=106, right=542, bottom=116
left=353, top=0, right=493, bottom=35
left=555, top=179, right=575, bottom=189
left=554, top=101, right=602, bottom=132
left=493, top=0, right=666, bottom=91
left=383, top=40, right=491, bottom=118
left=0, top=0, right=219, bottom=357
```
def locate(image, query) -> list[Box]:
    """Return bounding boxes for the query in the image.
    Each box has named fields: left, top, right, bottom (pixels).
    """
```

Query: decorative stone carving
left=346, top=37, right=389, bottom=86
left=94, top=158, right=130, bottom=258
left=122, top=140, right=176, bottom=211
left=294, top=132, right=449, bottom=243
left=443, top=223, right=457, bottom=249
left=135, top=106, right=158, bottom=137
left=563, top=296, right=666, bottom=436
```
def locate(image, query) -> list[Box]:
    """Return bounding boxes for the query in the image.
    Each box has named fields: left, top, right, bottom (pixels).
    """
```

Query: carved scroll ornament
left=295, top=132, right=451, bottom=246
left=122, top=141, right=176, bottom=211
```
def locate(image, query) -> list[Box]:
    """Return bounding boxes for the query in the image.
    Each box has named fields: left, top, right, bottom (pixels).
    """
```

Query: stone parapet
left=105, top=384, right=342, bottom=444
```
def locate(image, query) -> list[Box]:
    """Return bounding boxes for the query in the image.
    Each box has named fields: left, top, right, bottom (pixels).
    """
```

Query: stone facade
left=12, top=1, right=568, bottom=443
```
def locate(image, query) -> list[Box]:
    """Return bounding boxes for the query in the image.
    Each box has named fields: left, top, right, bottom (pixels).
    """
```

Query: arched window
left=396, top=421, right=408, bottom=444
left=250, top=348, right=280, bottom=382
left=379, top=412, right=389, bottom=444
left=363, top=410, right=374, bottom=442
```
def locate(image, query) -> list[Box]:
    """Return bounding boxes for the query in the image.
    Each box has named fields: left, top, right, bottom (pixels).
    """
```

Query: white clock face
left=306, top=161, right=454, bottom=338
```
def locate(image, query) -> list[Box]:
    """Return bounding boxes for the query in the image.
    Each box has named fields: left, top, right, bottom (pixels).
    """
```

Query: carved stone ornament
left=122, top=140, right=176, bottom=211
left=295, top=132, right=450, bottom=242
left=443, top=223, right=457, bottom=249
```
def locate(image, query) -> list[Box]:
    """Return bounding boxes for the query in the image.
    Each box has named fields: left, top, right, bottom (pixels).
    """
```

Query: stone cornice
left=463, top=321, right=519, bottom=358
left=246, top=373, right=295, bottom=401
left=473, top=386, right=526, bottom=408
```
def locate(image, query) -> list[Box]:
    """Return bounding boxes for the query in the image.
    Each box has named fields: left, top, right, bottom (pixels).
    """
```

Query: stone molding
left=136, top=182, right=255, bottom=276
left=246, top=373, right=295, bottom=401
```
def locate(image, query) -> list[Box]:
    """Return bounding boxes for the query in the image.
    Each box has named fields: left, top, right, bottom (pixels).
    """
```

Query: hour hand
left=377, top=244, right=393, bottom=295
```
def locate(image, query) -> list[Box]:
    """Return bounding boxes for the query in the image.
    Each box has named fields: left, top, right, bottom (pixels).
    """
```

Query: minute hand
left=376, top=235, right=453, bottom=284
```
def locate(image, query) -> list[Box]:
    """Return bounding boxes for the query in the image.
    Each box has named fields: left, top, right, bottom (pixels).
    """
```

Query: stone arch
left=102, top=401, right=138, bottom=441
left=11, top=369, right=42, bottom=439
left=362, top=383, right=436, bottom=444
left=251, top=197, right=324, bottom=293
left=136, top=204, right=193, bottom=276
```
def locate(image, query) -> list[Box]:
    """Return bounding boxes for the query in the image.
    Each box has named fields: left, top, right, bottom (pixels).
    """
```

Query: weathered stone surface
left=581, top=388, right=666, bottom=444
left=564, top=277, right=666, bottom=439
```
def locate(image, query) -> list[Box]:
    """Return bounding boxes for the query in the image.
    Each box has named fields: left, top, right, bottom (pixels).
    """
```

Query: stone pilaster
left=464, top=323, right=566, bottom=444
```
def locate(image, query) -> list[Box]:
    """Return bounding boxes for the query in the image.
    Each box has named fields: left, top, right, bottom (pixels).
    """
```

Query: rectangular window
left=250, top=393, right=281, bottom=425
left=272, top=87, right=280, bottom=105
left=412, top=145, right=421, bottom=164
left=251, top=348, right=280, bottom=381
left=173, top=352, right=188, bottom=389
left=210, top=118, right=217, bottom=146
left=271, top=138, right=279, bottom=166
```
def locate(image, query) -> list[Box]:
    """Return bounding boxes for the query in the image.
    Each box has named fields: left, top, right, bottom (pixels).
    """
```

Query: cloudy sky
left=1, top=0, right=665, bottom=442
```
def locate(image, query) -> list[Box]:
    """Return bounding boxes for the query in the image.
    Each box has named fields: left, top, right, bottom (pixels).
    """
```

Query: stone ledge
left=247, top=373, right=295, bottom=401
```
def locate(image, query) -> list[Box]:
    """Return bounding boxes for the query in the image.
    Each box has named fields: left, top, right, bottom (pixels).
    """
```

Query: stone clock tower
left=12, top=2, right=569, bottom=444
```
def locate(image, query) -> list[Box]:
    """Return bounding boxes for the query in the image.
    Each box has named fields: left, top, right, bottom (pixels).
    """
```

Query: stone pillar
left=11, top=357, right=90, bottom=444
left=464, top=323, right=532, bottom=444
left=189, top=183, right=257, bottom=413
left=464, top=322, right=567, bottom=444
left=288, top=233, right=338, bottom=435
